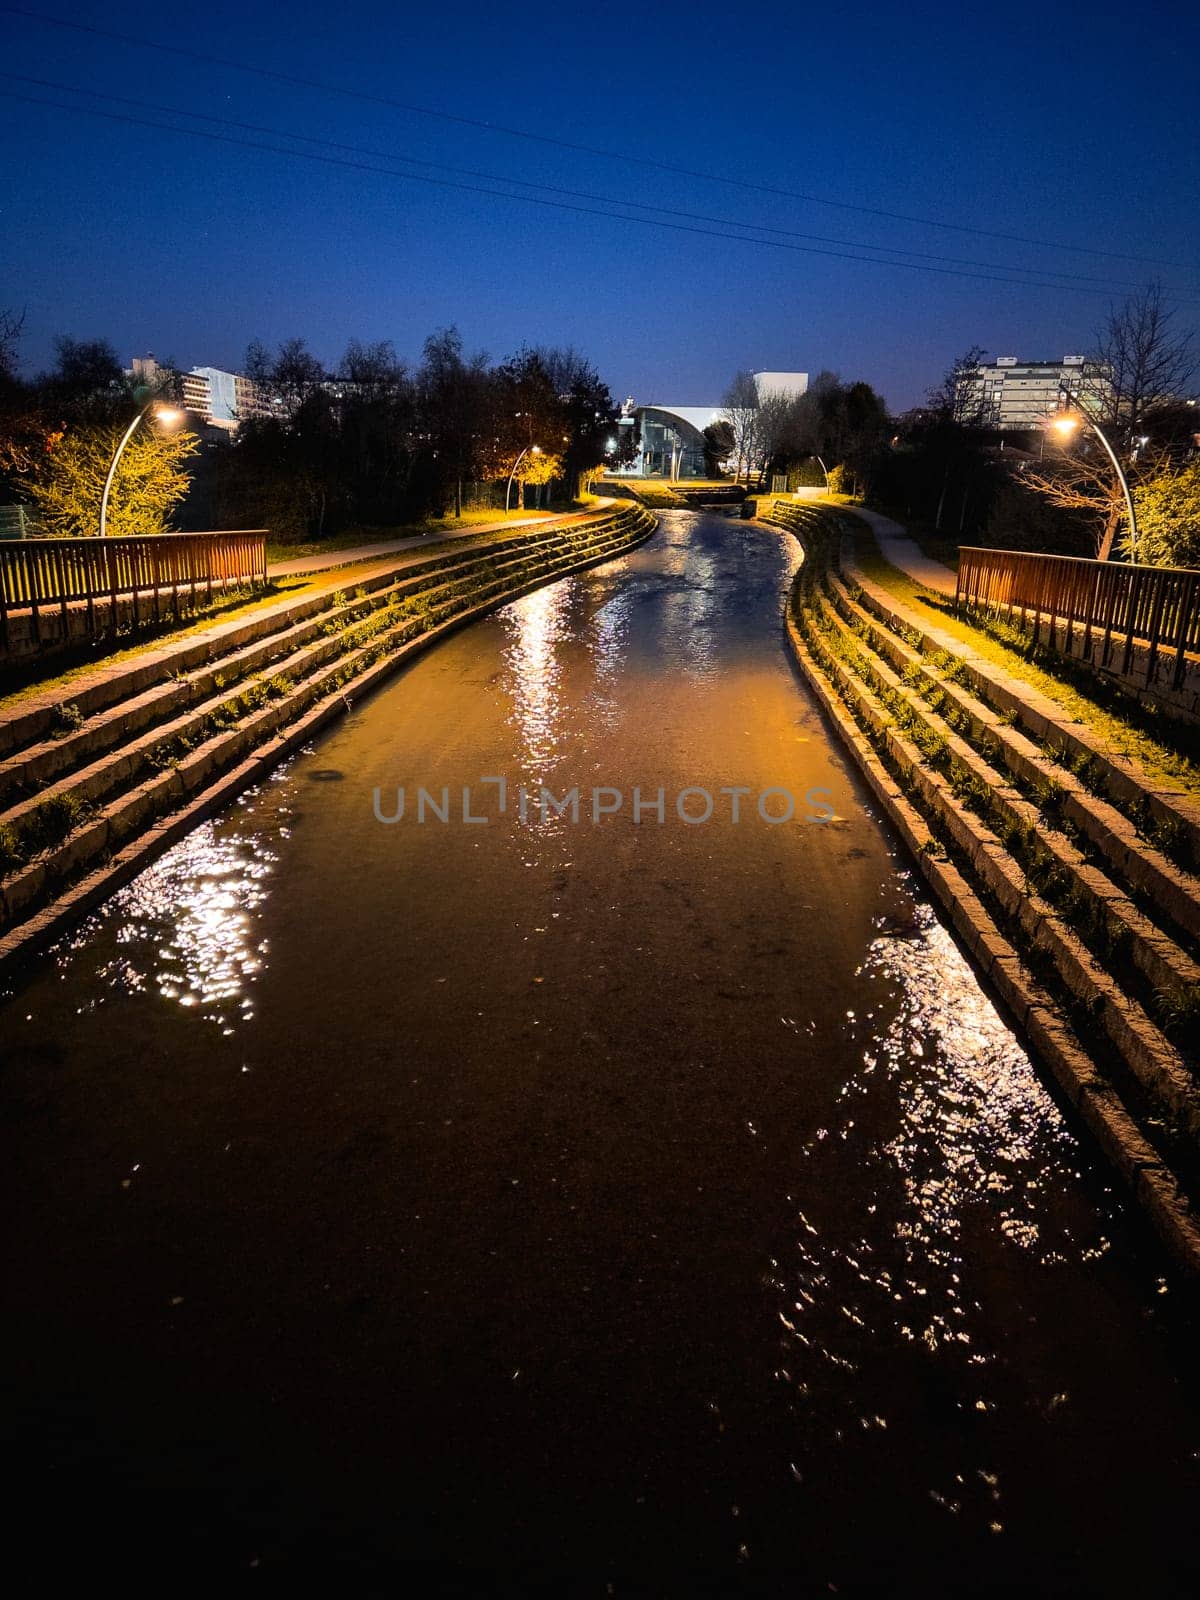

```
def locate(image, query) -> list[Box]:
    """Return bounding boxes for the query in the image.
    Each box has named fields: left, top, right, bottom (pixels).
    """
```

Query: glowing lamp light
left=505, top=444, right=542, bottom=514
left=99, top=400, right=187, bottom=536
left=1047, top=393, right=1139, bottom=559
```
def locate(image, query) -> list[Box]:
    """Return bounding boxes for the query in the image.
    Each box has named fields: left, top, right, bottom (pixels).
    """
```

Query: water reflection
left=867, top=898, right=1085, bottom=1283
left=775, top=891, right=1103, bottom=1530
left=499, top=580, right=574, bottom=780
left=586, top=579, right=633, bottom=729
left=60, top=813, right=280, bottom=1032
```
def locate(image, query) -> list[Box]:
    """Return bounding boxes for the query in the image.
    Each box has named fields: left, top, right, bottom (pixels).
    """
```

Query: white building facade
left=961, top=354, right=1109, bottom=429
left=127, top=355, right=270, bottom=432
left=616, top=371, right=808, bottom=477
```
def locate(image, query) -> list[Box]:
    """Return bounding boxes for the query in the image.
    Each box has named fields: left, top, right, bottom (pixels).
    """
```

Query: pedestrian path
left=850, top=506, right=957, bottom=596
left=270, top=511, right=570, bottom=578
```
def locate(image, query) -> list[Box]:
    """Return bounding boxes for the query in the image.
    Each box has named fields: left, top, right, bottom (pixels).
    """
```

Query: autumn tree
left=21, top=417, right=200, bottom=538
left=506, top=447, right=563, bottom=510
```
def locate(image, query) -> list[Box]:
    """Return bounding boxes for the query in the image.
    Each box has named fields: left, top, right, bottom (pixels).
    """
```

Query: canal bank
left=767, top=499, right=1200, bottom=1276
left=2, top=510, right=1199, bottom=1591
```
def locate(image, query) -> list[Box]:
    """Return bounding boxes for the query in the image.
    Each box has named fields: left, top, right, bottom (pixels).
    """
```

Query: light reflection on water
left=867, top=899, right=1086, bottom=1280
left=499, top=579, right=574, bottom=783
left=55, top=805, right=282, bottom=1033
left=586, top=581, right=633, bottom=729
left=776, top=892, right=1105, bottom=1531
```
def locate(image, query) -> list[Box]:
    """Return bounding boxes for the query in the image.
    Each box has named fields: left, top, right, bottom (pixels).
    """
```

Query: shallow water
left=3, top=511, right=1198, bottom=1590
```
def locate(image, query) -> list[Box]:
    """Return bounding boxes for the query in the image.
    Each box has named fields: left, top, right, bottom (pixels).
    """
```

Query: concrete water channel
left=3, top=509, right=1199, bottom=1590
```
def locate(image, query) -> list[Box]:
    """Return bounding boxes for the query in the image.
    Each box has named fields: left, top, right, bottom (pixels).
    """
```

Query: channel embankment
left=758, top=497, right=1200, bottom=1275
left=0, top=501, right=655, bottom=974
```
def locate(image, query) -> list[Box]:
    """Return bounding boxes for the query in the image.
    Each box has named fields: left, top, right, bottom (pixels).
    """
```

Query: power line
left=0, top=70, right=1157, bottom=295
left=3, top=2, right=1195, bottom=275
left=3, top=85, right=1174, bottom=301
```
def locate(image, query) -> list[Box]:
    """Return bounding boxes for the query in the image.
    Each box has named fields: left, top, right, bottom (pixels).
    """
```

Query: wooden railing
left=0, top=530, right=268, bottom=653
left=955, top=546, right=1200, bottom=689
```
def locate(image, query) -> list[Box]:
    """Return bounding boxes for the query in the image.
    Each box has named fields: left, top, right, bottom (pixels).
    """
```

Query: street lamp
left=505, top=444, right=541, bottom=515
left=99, top=400, right=183, bottom=538
left=1048, top=393, right=1139, bottom=562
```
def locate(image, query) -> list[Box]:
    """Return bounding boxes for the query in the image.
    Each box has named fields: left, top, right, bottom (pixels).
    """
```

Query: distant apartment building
left=181, top=367, right=270, bottom=430
left=127, top=355, right=270, bottom=432
left=960, top=354, right=1109, bottom=430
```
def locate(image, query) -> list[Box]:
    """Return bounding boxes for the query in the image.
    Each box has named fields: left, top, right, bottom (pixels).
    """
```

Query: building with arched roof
left=613, top=372, right=809, bottom=478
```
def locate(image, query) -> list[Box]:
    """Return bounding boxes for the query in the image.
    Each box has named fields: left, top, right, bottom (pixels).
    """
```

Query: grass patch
left=20, top=791, right=88, bottom=858
left=49, top=702, right=84, bottom=738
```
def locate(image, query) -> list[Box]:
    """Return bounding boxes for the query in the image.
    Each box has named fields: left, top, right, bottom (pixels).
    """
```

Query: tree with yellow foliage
left=517, top=447, right=562, bottom=509
left=20, top=418, right=200, bottom=538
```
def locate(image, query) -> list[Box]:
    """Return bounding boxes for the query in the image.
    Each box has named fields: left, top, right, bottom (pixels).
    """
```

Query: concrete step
left=806, top=585, right=1200, bottom=1137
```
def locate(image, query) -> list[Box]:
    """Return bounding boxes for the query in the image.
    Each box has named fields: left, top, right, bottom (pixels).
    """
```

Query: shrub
left=23, top=791, right=85, bottom=855
left=0, top=822, right=22, bottom=876
left=49, top=702, right=84, bottom=739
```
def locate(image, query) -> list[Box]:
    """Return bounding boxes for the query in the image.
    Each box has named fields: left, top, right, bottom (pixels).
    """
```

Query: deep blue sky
left=2, top=0, right=1197, bottom=411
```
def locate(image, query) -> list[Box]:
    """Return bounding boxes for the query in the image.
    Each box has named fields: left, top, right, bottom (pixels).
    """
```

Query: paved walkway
left=270, top=511, right=568, bottom=578
left=850, top=506, right=957, bottom=597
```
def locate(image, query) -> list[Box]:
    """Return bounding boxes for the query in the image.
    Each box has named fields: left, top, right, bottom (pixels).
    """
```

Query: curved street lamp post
left=1049, top=390, right=1138, bottom=562
left=99, top=401, right=182, bottom=539
left=505, top=444, right=541, bottom=515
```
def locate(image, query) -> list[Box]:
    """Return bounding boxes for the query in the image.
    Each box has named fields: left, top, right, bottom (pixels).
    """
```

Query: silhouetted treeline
left=216, top=330, right=628, bottom=539
left=0, top=324, right=631, bottom=542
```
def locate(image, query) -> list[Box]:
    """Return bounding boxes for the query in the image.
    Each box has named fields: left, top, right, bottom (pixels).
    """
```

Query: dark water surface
left=3, top=512, right=1199, bottom=1592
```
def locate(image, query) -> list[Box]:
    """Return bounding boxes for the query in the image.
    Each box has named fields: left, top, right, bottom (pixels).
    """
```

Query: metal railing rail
left=955, top=546, right=1200, bottom=690
left=0, top=530, right=269, bottom=653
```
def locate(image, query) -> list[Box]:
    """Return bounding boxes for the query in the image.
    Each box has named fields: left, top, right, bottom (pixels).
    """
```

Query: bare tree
left=1081, top=281, right=1196, bottom=447
left=246, top=337, right=327, bottom=420
left=0, top=308, right=24, bottom=386
left=1023, top=282, right=1197, bottom=558
left=932, top=345, right=991, bottom=428
left=753, top=390, right=795, bottom=484
left=721, top=370, right=761, bottom=483
left=419, top=327, right=491, bottom=518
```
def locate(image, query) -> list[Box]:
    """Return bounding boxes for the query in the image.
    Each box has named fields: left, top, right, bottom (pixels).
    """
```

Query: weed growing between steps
left=801, top=585, right=1200, bottom=1049
left=851, top=532, right=1200, bottom=799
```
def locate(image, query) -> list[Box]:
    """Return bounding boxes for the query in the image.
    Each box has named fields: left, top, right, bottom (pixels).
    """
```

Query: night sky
left=2, top=0, right=1197, bottom=411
